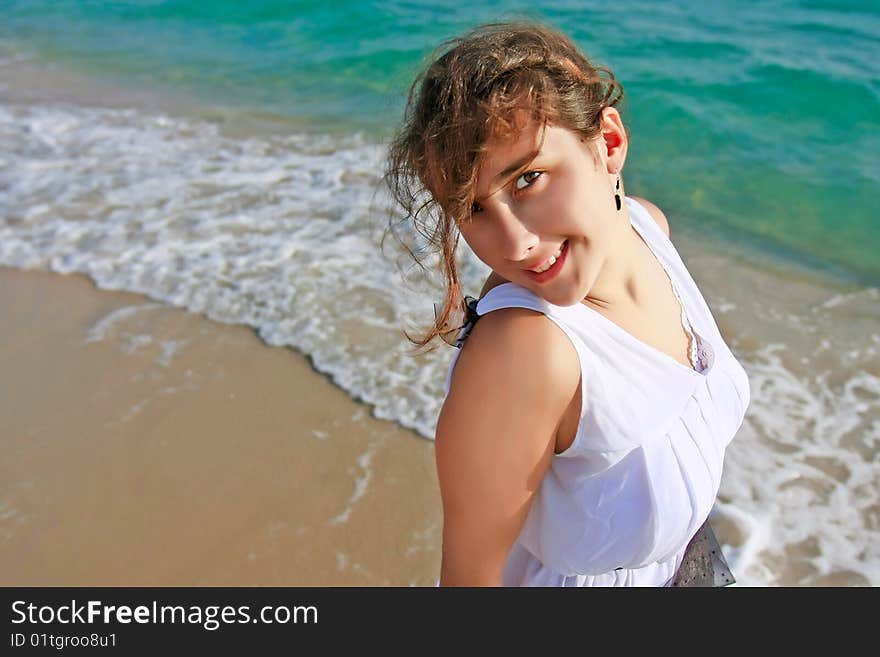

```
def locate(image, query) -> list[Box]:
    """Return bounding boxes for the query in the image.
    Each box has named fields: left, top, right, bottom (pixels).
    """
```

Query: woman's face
left=459, top=109, right=628, bottom=307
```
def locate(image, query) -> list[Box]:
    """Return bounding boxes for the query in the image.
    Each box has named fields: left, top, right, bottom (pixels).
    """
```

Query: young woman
left=386, top=22, right=751, bottom=586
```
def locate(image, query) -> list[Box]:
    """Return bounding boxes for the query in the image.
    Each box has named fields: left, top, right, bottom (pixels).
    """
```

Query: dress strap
left=442, top=283, right=557, bottom=397
left=450, top=283, right=550, bottom=350
left=476, top=282, right=550, bottom=316
left=627, top=196, right=715, bottom=374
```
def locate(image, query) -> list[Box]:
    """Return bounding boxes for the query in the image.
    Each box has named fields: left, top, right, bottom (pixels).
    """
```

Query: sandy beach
left=0, top=266, right=442, bottom=586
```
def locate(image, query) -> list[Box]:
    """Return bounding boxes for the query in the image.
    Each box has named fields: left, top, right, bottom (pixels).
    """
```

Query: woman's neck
left=582, top=210, right=657, bottom=315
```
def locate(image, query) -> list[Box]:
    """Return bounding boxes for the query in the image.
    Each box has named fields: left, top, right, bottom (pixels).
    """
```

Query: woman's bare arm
left=435, top=307, right=581, bottom=586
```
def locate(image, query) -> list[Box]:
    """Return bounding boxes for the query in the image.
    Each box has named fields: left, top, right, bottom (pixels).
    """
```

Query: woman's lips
left=526, top=240, right=568, bottom=283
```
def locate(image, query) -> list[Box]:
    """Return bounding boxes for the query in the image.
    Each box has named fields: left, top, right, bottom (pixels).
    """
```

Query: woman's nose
left=495, top=202, right=539, bottom=262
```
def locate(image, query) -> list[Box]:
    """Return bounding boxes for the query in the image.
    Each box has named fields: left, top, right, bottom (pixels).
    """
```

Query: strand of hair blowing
left=384, top=21, right=624, bottom=352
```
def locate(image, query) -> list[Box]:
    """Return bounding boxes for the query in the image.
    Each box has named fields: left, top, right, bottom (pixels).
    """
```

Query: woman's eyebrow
left=489, top=148, right=542, bottom=188
left=477, top=148, right=543, bottom=200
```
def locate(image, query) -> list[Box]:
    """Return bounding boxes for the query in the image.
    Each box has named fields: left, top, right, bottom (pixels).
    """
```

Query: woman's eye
left=470, top=201, right=483, bottom=215
left=515, top=170, right=542, bottom=190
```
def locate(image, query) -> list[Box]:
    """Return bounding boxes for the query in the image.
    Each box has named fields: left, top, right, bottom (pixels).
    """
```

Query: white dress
left=441, top=196, right=751, bottom=586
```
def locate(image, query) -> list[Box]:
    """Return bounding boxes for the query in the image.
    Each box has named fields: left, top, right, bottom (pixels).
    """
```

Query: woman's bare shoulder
left=439, top=306, right=580, bottom=458
left=630, top=196, right=671, bottom=238
left=446, top=306, right=579, bottom=404
left=435, top=307, right=581, bottom=584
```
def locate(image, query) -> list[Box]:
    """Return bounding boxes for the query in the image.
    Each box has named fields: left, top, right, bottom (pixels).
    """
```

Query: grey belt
left=669, top=518, right=737, bottom=587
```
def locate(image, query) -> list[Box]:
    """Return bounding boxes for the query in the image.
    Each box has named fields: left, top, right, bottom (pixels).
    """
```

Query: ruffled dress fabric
left=442, top=196, right=750, bottom=587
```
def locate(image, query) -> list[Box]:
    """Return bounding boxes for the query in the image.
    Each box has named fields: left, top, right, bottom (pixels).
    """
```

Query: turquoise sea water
left=2, top=0, right=879, bottom=282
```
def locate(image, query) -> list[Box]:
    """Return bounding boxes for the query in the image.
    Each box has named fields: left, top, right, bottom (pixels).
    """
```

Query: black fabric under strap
left=452, top=295, right=481, bottom=350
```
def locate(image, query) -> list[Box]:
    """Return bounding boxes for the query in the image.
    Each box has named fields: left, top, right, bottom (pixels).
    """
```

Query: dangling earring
left=615, top=176, right=622, bottom=211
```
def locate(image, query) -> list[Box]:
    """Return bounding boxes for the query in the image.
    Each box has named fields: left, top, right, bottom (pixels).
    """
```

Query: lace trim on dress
left=682, top=315, right=713, bottom=373
left=667, top=268, right=713, bottom=374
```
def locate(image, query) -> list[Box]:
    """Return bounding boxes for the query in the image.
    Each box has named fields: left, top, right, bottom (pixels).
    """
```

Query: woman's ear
left=600, top=107, right=628, bottom=173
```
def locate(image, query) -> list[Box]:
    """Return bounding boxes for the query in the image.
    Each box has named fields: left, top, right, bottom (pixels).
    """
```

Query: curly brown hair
left=385, top=21, right=625, bottom=351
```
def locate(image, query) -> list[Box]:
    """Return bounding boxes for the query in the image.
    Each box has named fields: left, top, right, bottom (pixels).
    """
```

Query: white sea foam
left=83, top=303, right=163, bottom=343
left=701, top=259, right=880, bottom=586
left=0, top=101, right=458, bottom=438
left=328, top=441, right=379, bottom=527
left=2, top=100, right=878, bottom=586
left=720, top=343, right=880, bottom=585
left=157, top=339, right=188, bottom=368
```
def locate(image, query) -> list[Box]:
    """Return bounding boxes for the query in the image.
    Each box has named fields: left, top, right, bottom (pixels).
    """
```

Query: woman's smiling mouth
left=526, top=240, right=568, bottom=283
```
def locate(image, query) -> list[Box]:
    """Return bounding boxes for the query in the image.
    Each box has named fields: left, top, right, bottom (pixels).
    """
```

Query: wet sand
left=0, top=266, right=441, bottom=586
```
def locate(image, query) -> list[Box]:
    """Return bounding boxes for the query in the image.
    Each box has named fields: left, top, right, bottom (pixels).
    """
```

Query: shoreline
left=0, top=48, right=383, bottom=141
left=0, top=266, right=441, bottom=585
